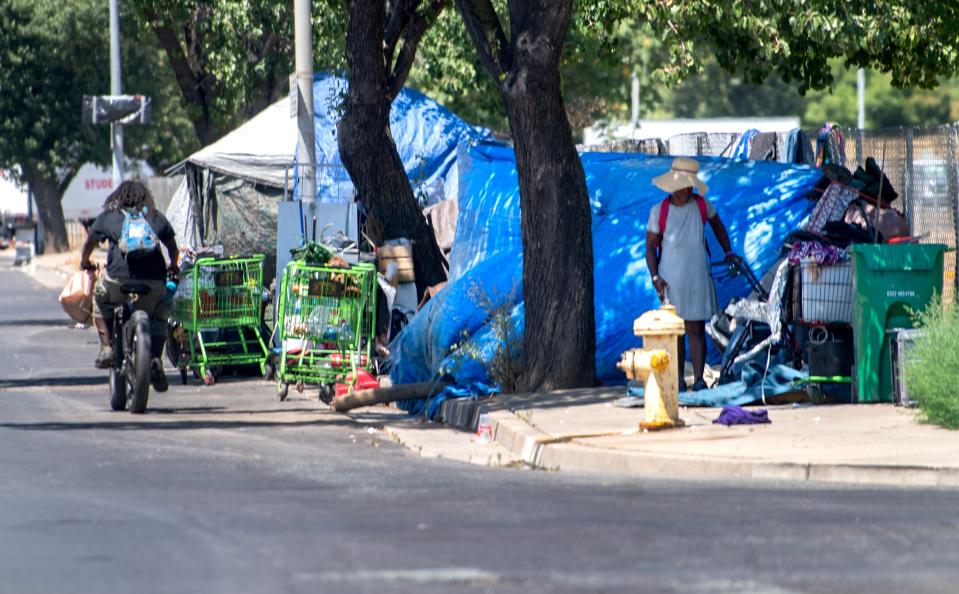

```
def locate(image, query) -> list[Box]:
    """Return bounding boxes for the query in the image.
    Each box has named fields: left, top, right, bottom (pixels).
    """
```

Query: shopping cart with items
left=274, top=260, right=377, bottom=402
left=171, top=254, right=269, bottom=384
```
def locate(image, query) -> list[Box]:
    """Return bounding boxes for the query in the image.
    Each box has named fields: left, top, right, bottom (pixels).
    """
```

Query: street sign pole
left=109, top=0, right=124, bottom=186
left=294, top=0, right=316, bottom=213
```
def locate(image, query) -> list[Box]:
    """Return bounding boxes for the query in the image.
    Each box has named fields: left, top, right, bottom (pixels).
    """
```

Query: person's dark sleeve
left=88, top=212, right=110, bottom=243
left=153, top=211, right=176, bottom=241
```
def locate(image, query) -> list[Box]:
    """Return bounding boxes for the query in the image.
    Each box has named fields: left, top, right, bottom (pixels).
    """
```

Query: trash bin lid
left=852, top=243, right=948, bottom=272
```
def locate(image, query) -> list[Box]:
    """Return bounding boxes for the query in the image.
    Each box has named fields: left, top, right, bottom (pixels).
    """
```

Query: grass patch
left=903, top=294, right=959, bottom=429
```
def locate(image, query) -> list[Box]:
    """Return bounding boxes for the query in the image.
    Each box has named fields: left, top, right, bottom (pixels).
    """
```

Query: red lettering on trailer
left=84, top=179, right=113, bottom=190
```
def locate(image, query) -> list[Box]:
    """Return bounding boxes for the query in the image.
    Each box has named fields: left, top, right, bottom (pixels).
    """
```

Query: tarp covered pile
left=390, top=143, right=824, bottom=387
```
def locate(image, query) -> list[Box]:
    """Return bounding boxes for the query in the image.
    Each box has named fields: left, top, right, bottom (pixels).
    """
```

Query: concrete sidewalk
left=428, top=387, right=959, bottom=487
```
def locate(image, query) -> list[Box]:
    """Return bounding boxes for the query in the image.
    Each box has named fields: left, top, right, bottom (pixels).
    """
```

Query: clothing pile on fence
left=815, top=123, right=846, bottom=167
left=721, top=127, right=815, bottom=165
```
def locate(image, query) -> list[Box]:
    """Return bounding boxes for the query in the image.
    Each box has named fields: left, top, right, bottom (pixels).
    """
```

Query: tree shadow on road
left=0, top=417, right=357, bottom=432
left=0, top=318, right=76, bottom=328
left=0, top=375, right=106, bottom=389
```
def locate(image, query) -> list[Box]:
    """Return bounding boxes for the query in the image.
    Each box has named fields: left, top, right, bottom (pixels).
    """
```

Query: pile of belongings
left=706, top=154, right=910, bottom=397
left=801, top=157, right=909, bottom=244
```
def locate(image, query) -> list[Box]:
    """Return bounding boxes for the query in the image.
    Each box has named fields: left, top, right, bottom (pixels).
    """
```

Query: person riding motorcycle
left=79, top=180, right=178, bottom=392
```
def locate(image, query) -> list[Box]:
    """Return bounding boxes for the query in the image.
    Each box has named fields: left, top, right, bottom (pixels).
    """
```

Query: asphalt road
left=2, top=256, right=959, bottom=594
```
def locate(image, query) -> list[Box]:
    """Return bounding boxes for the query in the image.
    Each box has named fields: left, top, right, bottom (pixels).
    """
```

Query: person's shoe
left=692, top=379, right=709, bottom=392
left=679, top=379, right=688, bottom=392
left=151, top=359, right=169, bottom=393
left=95, top=347, right=114, bottom=369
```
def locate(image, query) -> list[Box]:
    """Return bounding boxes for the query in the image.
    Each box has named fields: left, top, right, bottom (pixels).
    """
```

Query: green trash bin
left=851, top=243, right=948, bottom=403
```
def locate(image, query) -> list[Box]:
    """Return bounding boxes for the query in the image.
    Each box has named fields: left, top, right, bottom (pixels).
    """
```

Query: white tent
left=179, top=99, right=296, bottom=188
left=165, top=98, right=299, bottom=249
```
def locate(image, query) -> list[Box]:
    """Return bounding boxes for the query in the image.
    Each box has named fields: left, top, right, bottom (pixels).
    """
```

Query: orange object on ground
left=334, top=369, right=379, bottom=398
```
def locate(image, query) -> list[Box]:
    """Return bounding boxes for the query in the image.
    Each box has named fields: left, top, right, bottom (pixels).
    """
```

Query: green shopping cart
left=275, top=260, right=377, bottom=401
left=172, top=254, right=269, bottom=384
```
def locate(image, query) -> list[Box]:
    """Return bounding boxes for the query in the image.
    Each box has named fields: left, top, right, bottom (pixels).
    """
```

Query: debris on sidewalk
left=712, top=405, right=771, bottom=426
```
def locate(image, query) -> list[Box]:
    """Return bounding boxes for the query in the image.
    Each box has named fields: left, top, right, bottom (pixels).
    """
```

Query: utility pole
left=857, top=68, right=866, bottom=130
left=294, top=0, right=316, bottom=209
left=109, top=0, right=124, bottom=186
left=629, top=70, right=640, bottom=137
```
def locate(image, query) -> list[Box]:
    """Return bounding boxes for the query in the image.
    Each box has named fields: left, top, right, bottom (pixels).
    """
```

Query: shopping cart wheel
left=318, top=384, right=334, bottom=405
left=277, top=382, right=289, bottom=401
left=203, top=369, right=216, bottom=386
left=263, top=359, right=275, bottom=381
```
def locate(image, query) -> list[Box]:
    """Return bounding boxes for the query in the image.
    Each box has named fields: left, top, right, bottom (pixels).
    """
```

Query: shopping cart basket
left=275, top=260, right=377, bottom=401
left=172, top=254, right=269, bottom=383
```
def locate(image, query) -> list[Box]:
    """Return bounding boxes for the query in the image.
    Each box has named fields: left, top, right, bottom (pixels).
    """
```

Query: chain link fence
left=848, top=125, right=959, bottom=302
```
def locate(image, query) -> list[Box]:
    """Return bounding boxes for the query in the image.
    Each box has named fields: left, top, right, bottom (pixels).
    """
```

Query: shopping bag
left=59, top=269, right=97, bottom=324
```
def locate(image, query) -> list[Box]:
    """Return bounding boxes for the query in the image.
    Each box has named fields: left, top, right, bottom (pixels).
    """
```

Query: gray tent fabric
left=183, top=100, right=295, bottom=188
left=423, top=197, right=459, bottom=254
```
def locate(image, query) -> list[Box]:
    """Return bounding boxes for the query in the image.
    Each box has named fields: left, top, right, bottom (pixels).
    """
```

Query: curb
left=380, top=421, right=520, bottom=468
left=486, top=410, right=959, bottom=488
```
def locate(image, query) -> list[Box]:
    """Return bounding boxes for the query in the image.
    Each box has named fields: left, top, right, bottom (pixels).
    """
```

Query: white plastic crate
left=800, top=259, right=853, bottom=323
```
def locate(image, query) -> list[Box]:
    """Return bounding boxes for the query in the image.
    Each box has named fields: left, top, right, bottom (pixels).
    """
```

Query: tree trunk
left=502, top=53, right=596, bottom=392
left=337, top=0, right=447, bottom=300
left=29, top=173, right=70, bottom=254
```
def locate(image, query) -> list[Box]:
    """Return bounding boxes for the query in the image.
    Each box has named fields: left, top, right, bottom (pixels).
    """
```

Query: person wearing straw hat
left=646, top=157, right=740, bottom=392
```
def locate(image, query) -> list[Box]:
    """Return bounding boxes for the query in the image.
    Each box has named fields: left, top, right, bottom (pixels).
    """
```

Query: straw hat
left=652, top=157, right=708, bottom=196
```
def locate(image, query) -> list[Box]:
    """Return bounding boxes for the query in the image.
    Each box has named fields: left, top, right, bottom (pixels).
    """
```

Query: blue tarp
left=390, top=142, right=824, bottom=387
left=293, top=73, right=494, bottom=203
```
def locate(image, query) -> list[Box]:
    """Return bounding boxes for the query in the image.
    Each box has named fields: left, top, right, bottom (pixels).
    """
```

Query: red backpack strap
left=657, top=197, right=670, bottom=234
left=695, top=195, right=708, bottom=224
left=660, top=195, right=708, bottom=233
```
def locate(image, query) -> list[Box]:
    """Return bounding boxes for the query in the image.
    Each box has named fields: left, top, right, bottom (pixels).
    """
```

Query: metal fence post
left=855, top=128, right=864, bottom=168
left=904, top=126, right=914, bottom=233
left=952, top=124, right=959, bottom=295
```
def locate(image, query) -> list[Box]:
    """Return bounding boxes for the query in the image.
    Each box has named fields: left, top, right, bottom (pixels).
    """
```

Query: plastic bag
left=59, top=269, right=97, bottom=324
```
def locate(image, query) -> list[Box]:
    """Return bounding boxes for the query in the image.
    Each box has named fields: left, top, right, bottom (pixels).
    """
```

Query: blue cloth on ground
left=713, top=405, right=771, bottom=426
left=389, top=143, right=822, bottom=388
left=624, top=363, right=808, bottom=408
left=400, top=381, right=499, bottom=419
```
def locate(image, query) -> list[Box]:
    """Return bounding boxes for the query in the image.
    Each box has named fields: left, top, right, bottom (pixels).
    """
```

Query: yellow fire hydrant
left=617, top=304, right=686, bottom=431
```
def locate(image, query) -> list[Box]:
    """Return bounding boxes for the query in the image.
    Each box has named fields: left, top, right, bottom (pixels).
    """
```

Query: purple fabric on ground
left=712, top=405, right=771, bottom=426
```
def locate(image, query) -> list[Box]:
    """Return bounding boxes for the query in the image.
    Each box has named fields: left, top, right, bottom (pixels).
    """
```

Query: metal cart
left=172, top=254, right=269, bottom=383
left=275, top=260, right=377, bottom=401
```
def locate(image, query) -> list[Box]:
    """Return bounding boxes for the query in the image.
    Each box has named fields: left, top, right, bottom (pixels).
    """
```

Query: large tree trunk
left=29, top=173, right=70, bottom=254
left=453, top=0, right=596, bottom=392
left=337, top=0, right=447, bottom=300
left=501, top=56, right=596, bottom=392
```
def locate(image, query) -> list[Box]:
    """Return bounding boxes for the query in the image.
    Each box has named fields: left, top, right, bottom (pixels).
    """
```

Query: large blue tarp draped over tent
left=389, top=143, right=824, bottom=387
left=293, top=73, right=493, bottom=203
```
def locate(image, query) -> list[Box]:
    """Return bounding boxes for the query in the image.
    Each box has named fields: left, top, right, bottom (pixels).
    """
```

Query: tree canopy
left=131, top=0, right=347, bottom=145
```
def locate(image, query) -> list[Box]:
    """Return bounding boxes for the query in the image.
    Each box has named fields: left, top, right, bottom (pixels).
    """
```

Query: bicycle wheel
left=128, top=311, right=152, bottom=414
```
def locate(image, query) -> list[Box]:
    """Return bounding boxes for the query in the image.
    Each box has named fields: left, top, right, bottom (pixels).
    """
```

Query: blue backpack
left=118, top=207, right=160, bottom=259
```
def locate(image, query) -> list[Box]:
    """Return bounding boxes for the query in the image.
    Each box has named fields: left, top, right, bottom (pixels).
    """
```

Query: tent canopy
left=174, top=72, right=492, bottom=205
left=167, top=73, right=491, bottom=264
left=183, top=100, right=295, bottom=188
